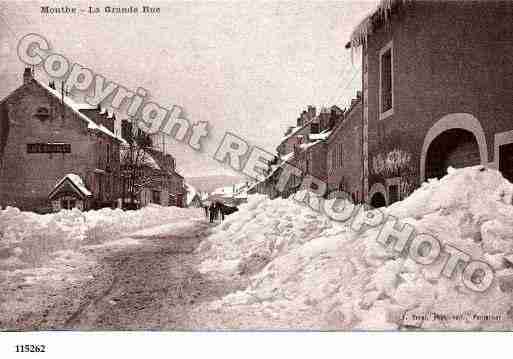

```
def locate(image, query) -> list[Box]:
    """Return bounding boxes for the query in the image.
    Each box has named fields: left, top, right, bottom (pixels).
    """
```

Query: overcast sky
left=0, top=1, right=375, bottom=178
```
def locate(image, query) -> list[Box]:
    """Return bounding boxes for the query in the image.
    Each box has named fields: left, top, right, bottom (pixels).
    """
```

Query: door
left=499, top=143, right=513, bottom=183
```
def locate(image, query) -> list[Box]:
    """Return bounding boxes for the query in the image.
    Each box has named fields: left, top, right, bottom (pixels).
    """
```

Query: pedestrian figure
left=203, top=204, right=209, bottom=219
left=216, top=201, right=225, bottom=221
left=209, top=202, right=216, bottom=223
left=214, top=202, right=219, bottom=221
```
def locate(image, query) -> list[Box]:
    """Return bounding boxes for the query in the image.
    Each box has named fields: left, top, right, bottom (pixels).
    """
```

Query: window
left=34, top=107, right=50, bottom=121
left=379, top=41, right=393, bottom=119
left=97, top=175, right=104, bottom=201
left=106, top=143, right=111, bottom=164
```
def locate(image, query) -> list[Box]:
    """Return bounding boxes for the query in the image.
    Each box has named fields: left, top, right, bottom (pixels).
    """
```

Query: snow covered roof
left=120, top=146, right=161, bottom=170
left=185, top=183, right=199, bottom=206
left=280, top=125, right=302, bottom=142
left=35, top=80, right=124, bottom=143
left=299, top=140, right=321, bottom=151
left=74, top=103, right=97, bottom=110
left=280, top=152, right=294, bottom=163
left=143, top=151, right=161, bottom=170
left=309, top=130, right=332, bottom=141
left=347, top=0, right=411, bottom=49
left=49, top=173, right=92, bottom=199
left=211, top=182, right=250, bottom=199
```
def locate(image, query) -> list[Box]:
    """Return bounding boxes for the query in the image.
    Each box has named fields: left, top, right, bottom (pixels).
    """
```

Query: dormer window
left=35, top=107, right=50, bottom=121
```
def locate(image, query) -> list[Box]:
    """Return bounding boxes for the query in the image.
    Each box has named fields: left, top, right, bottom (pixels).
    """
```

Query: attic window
left=35, top=107, right=50, bottom=121
left=379, top=41, right=394, bottom=119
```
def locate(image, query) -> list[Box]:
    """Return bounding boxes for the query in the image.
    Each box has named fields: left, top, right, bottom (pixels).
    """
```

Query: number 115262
left=15, top=345, right=46, bottom=353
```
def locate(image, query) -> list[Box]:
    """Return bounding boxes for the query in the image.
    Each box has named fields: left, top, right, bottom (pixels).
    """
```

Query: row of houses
left=0, top=68, right=186, bottom=212
left=252, top=0, right=513, bottom=207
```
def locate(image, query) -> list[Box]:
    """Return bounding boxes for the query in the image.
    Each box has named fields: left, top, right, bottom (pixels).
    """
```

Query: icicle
left=347, top=0, right=409, bottom=53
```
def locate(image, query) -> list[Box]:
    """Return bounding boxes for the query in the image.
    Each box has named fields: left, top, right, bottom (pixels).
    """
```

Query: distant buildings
left=185, top=183, right=203, bottom=208
left=250, top=101, right=362, bottom=202
left=210, top=182, right=251, bottom=206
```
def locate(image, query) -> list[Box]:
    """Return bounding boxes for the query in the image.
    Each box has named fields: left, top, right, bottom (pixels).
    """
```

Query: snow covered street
left=2, top=167, right=513, bottom=331
left=0, top=206, right=226, bottom=330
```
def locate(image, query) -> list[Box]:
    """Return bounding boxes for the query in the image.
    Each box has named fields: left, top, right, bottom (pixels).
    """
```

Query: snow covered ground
left=0, top=204, right=205, bottom=329
left=195, top=166, right=513, bottom=330
left=2, top=167, right=513, bottom=330
left=0, top=204, right=202, bottom=271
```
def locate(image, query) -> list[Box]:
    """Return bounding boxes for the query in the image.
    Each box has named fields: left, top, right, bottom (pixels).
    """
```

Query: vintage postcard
left=1, top=0, right=513, bottom=346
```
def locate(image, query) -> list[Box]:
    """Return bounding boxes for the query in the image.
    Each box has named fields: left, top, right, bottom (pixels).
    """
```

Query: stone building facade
left=249, top=2, right=513, bottom=207
left=0, top=69, right=122, bottom=212
left=326, top=96, right=363, bottom=203
left=348, top=0, right=513, bottom=207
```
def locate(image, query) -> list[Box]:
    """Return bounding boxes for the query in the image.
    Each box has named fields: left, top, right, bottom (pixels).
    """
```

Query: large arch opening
left=425, top=129, right=481, bottom=180
left=420, top=113, right=488, bottom=182
left=370, top=192, right=387, bottom=208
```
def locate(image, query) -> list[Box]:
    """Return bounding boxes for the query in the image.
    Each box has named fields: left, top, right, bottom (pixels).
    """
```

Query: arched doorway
left=420, top=113, right=488, bottom=182
left=425, top=129, right=481, bottom=180
left=370, top=192, right=387, bottom=208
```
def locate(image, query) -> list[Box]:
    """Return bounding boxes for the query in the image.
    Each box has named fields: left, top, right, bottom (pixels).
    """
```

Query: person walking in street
left=209, top=202, right=216, bottom=223
left=215, top=201, right=225, bottom=222
left=203, top=203, right=209, bottom=219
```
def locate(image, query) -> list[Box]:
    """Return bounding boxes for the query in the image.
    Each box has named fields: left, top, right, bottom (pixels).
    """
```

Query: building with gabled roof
left=119, top=119, right=186, bottom=208
left=0, top=68, right=122, bottom=212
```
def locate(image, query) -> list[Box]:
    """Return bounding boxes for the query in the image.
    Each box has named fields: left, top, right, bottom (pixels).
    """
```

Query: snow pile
left=196, top=166, right=513, bottom=330
left=0, top=204, right=201, bottom=269
left=198, top=194, right=339, bottom=274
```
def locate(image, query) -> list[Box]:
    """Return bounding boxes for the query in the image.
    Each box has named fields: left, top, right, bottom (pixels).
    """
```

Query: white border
left=1, top=332, right=511, bottom=359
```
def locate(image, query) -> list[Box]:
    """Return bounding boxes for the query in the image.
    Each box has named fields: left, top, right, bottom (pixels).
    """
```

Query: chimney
left=94, top=107, right=108, bottom=128
left=319, top=108, right=329, bottom=132
left=296, top=117, right=302, bottom=127
left=23, top=67, right=33, bottom=84
left=121, top=119, right=134, bottom=142
left=49, top=81, right=56, bottom=89
left=164, top=154, right=175, bottom=170
left=300, top=111, right=308, bottom=126
left=307, top=106, right=316, bottom=120
left=310, top=122, right=320, bottom=134
left=105, top=112, right=115, bottom=133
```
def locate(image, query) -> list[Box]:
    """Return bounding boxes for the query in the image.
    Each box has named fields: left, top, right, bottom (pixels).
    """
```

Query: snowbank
left=0, top=204, right=201, bottom=270
left=196, top=166, right=513, bottom=330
